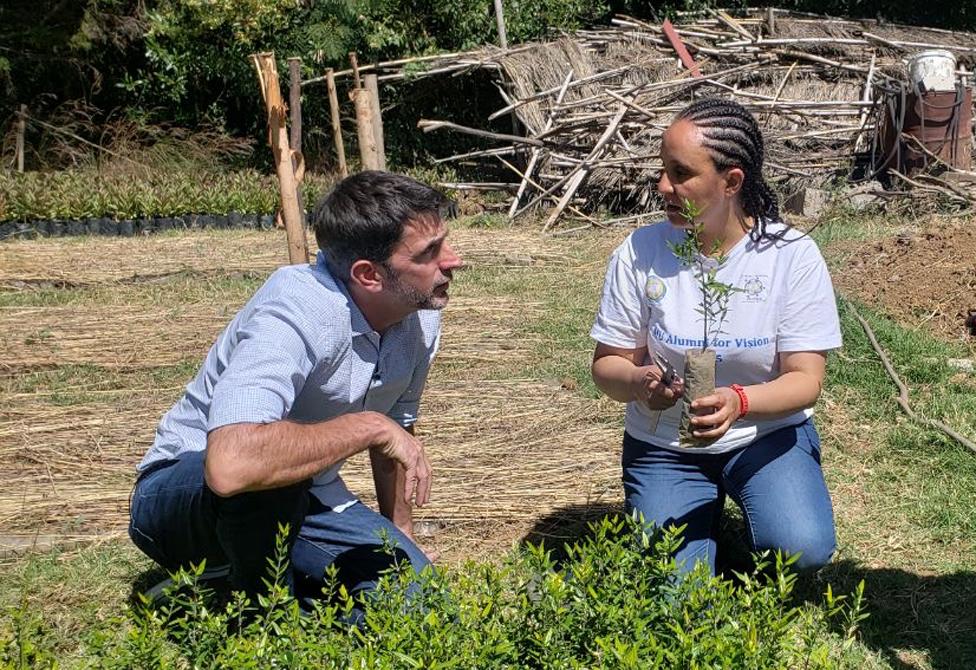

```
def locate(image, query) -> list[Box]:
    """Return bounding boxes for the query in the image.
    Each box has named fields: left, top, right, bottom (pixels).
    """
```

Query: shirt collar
left=315, top=251, right=375, bottom=338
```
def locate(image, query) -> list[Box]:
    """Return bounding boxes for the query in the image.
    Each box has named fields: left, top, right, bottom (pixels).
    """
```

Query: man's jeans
left=129, top=450, right=431, bottom=599
left=622, top=418, right=835, bottom=575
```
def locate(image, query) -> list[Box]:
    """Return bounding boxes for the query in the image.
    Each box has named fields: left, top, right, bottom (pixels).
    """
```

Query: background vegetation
left=3, top=0, right=975, bottom=180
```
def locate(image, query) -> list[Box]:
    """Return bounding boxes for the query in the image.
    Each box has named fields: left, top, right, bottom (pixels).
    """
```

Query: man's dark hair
left=676, top=98, right=783, bottom=241
left=311, top=171, right=453, bottom=280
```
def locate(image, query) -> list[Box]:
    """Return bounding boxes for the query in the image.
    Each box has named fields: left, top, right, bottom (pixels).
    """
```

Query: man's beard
left=382, top=263, right=450, bottom=310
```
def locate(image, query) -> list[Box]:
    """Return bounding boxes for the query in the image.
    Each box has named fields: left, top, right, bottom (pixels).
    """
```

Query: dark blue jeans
left=129, top=450, right=431, bottom=599
left=622, top=418, right=835, bottom=575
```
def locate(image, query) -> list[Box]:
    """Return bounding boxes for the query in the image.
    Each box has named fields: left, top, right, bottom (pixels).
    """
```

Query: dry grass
left=3, top=217, right=976, bottom=668
left=0, top=232, right=287, bottom=286
left=0, top=225, right=625, bottom=564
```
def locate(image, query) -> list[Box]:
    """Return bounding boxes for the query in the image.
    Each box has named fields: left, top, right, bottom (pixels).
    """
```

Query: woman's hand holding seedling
left=631, top=364, right=685, bottom=410
left=689, top=387, right=743, bottom=439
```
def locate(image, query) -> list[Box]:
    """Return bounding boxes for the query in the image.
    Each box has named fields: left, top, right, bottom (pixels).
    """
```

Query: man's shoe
left=143, top=564, right=232, bottom=605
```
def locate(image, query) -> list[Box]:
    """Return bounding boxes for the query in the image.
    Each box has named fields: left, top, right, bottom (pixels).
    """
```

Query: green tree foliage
left=0, top=1, right=146, bottom=113
left=128, top=0, right=608, bottom=130
left=6, top=0, right=976, bottom=171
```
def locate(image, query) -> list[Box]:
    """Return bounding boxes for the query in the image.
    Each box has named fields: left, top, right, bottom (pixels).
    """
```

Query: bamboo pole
left=854, top=52, right=877, bottom=153
left=302, top=50, right=469, bottom=86
left=419, top=119, right=550, bottom=148
left=364, top=74, right=387, bottom=170
left=251, top=52, right=309, bottom=265
left=542, top=103, right=628, bottom=231
left=325, top=69, right=348, bottom=177
left=509, top=70, right=574, bottom=221
left=713, top=9, right=753, bottom=41
left=15, top=105, right=26, bottom=173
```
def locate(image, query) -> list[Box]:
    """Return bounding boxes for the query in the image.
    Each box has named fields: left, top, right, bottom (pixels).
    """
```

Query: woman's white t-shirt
left=590, top=220, right=842, bottom=453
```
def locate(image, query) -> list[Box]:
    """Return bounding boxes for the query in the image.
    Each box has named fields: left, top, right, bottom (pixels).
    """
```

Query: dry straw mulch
left=0, top=229, right=623, bottom=563
left=0, top=232, right=287, bottom=287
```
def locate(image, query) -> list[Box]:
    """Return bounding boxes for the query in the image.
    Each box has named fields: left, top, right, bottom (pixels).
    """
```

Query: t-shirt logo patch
left=644, top=275, right=667, bottom=302
left=742, top=274, right=769, bottom=303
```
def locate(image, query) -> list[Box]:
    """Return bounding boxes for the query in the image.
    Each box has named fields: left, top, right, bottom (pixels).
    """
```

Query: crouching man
left=129, top=171, right=462, bottom=603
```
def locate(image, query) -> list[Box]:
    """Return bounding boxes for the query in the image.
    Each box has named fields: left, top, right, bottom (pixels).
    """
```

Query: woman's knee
left=758, top=524, right=835, bottom=571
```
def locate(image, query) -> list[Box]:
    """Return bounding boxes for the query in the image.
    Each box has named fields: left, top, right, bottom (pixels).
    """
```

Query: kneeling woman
left=590, top=98, right=842, bottom=575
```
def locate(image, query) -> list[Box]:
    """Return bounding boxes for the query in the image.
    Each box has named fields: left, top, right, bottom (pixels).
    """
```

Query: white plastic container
left=908, top=49, right=957, bottom=91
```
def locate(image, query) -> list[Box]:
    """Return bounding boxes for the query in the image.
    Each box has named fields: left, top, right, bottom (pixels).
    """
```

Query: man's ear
left=724, top=167, right=745, bottom=197
left=349, top=259, right=385, bottom=293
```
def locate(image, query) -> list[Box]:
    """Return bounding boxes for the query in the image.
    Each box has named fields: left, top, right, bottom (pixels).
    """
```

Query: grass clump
left=2, top=516, right=871, bottom=668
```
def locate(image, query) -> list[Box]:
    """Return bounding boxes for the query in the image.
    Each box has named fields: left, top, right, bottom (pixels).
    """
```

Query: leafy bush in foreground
left=0, top=516, right=870, bottom=669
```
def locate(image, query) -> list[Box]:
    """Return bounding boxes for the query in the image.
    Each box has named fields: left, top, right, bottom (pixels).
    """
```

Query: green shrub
left=2, top=515, right=870, bottom=668
left=0, top=169, right=338, bottom=222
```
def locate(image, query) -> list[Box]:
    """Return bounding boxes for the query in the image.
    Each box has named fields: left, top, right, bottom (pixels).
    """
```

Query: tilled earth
left=830, top=221, right=976, bottom=348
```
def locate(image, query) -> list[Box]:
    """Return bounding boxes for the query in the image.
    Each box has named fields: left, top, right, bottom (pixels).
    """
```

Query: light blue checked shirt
left=139, top=251, right=441, bottom=510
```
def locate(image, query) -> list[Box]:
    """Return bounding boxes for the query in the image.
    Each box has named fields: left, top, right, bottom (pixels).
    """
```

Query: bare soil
left=830, top=221, right=976, bottom=348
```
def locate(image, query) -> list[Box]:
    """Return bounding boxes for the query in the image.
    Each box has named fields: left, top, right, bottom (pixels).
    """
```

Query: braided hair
left=675, top=98, right=783, bottom=241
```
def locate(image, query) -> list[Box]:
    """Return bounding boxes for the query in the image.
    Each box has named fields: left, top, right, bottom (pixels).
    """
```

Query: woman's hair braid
left=675, top=98, right=782, bottom=241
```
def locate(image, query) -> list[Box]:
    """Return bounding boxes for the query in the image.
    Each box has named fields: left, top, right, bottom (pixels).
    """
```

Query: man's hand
left=689, top=387, right=742, bottom=439
left=373, top=417, right=432, bottom=507
left=631, top=364, right=685, bottom=410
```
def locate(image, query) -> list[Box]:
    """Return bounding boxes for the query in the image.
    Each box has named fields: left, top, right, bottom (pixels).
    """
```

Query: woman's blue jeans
left=622, top=418, right=835, bottom=575
left=128, top=450, right=431, bottom=600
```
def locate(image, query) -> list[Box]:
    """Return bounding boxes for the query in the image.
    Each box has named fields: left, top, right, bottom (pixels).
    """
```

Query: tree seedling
left=667, top=198, right=740, bottom=447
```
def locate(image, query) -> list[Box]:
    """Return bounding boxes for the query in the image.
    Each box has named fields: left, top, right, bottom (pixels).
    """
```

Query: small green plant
left=667, top=198, right=739, bottom=350
left=0, top=169, right=338, bottom=222
left=23, top=516, right=868, bottom=667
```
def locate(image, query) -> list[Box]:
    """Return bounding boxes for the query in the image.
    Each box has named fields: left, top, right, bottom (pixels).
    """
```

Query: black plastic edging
left=0, top=212, right=281, bottom=241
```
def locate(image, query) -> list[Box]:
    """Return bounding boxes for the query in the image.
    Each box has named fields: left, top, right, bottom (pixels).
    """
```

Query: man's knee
left=214, top=480, right=309, bottom=523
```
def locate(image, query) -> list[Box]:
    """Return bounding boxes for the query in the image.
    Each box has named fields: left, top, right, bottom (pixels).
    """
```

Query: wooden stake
left=251, top=52, right=309, bottom=265
left=766, top=7, right=776, bottom=36
left=325, top=68, right=348, bottom=178
left=854, top=52, right=877, bottom=153
left=493, top=0, right=508, bottom=49
left=287, top=57, right=306, bottom=225
left=661, top=19, right=702, bottom=78
left=353, top=89, right=381, bottom=170
left=15, top=105, right=26, bottom=173
left=349, top=52, right=362, bottom=90
left=364, top=74, right=386, bottom=170
left=288, top=57, right=303, bottom=156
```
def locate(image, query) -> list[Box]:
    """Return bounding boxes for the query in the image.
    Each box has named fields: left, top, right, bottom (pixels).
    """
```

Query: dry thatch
left=0, top=228, right=625, bottom=564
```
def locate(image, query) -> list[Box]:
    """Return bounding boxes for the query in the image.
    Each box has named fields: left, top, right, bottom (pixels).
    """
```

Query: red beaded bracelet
left=730, top=384, right=749, bottom=419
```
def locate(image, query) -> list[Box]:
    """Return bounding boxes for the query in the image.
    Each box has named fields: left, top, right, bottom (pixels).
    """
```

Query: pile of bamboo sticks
left=393, top=8, right=976, bottom=229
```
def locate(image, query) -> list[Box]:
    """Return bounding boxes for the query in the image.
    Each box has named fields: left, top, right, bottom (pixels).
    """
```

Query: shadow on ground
left=523, top=504, right=976, bottom=670
left=802, top=560, right=976, bottom=670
